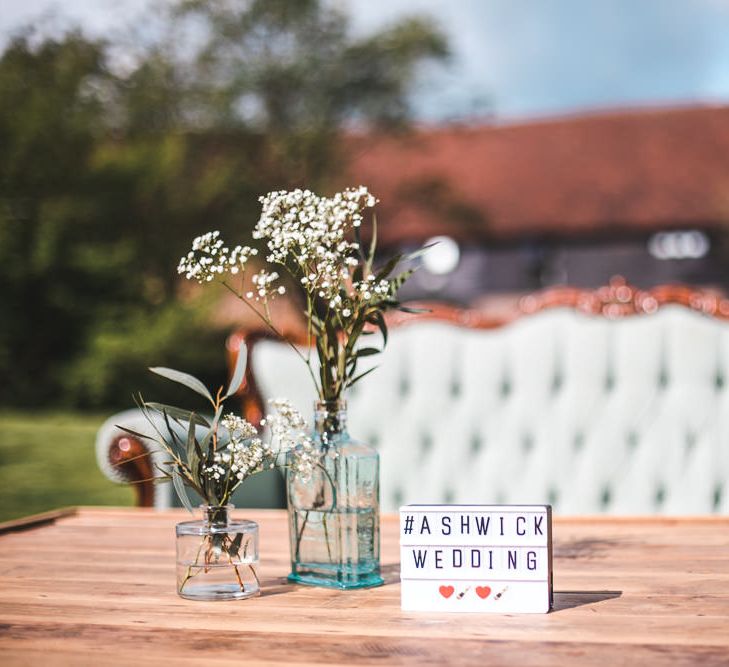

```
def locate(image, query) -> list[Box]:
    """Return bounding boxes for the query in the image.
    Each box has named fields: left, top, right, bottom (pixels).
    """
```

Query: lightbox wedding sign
left=399, top=505, right=553, bottom=613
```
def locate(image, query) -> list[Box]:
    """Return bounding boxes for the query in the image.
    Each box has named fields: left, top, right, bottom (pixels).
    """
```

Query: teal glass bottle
left=287, top=400, right=384, bottom=589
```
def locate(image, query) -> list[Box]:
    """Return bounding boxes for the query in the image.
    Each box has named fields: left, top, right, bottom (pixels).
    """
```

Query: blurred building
left=344, top=105, right=729, bottom=303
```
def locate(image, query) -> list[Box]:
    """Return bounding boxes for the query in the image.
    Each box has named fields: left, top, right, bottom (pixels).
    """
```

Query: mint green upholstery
left=251, top=306, right=729, bottom=515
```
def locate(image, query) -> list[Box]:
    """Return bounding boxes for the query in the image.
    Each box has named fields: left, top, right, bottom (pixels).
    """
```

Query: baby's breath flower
left=253, top=187, right=377, bottom=302
left=201, top=401, right=314, bottom=486
left=178, top=231, right=256, bottom=284
left=176, top=184, right=415, bottom=404
left=221, top=414, right=258, bottom=440
left=249, top=269, right=281, bottom=301
left=353, top=275, right=391, bottom=304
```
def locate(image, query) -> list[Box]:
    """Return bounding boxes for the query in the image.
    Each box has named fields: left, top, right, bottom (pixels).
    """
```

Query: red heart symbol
left=475, top=586, right=491, bottom=599
left=439, top=585, right=454, bottom=599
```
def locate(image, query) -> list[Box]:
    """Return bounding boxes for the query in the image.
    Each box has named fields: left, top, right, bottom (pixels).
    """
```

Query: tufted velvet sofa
left=98, top=278, right=729, bottom=514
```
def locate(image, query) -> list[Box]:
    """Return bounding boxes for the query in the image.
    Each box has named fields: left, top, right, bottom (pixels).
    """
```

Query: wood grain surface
left=1, top=508, right=728, bottom=666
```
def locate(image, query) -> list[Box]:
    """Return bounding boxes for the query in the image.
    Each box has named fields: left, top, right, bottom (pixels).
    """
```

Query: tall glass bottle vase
left=287, top=400, right=384, bottom=589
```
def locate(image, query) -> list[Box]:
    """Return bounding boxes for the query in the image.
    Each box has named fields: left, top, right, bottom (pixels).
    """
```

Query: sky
left=2, top=0, right=729, bottom=122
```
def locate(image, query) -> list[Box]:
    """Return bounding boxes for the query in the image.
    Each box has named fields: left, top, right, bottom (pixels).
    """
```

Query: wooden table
left=1, top=508, right=728, bottom=666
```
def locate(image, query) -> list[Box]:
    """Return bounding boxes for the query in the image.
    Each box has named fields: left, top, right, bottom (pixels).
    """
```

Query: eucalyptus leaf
left=186, top=415, right=199, bottom=473
left=109, top=450, right=153, bottom=467
left=224, top=339, right=247, bottom=399
left=138, top=415, right=175, bottom=460
left=201, top=405, right=223, bottom=454
left=367, top=311, right=388, bottom=346
left=355, top=347, right=381, bottom=357
left=134, top=394, right=169, bottom=444
left=145, top=403, right=210, bottom=428
left=161, top=409, right=185, bottom=456
left=397, top=305, right=432, bottom=314
left=390, top=268, right=415, bottom=291
left=347, top=366, right=378, bottom=389
left=172, top=467, right=194, bottom=514
left=115, top=425, right=155, bottom=442
left=149, top=367, right=214, bottom=404
left=200, top=428, right=213, bottom=453
left=403, top=241, right=438, bottom=262
left=375, top=253, right=402, bottom=281
left=344, top=319, right=365, bottom=354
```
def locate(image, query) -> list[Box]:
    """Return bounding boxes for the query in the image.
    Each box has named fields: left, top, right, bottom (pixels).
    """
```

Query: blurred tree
left=0, top=0, right=447, bottom=408
left=164, top=0, right=448, bottom=182
left=0, top=33, right=129, bottom=405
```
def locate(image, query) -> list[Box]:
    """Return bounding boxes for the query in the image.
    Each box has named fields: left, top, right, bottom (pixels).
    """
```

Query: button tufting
left=500, top=377, right=512, bottom=398
left=657, top=369, right=669, bottom=390
left=250, top=304, right=729, bottom=514
left=713, top=485, right=723, bottom=511
left=626, top=431, right=639, bottom=450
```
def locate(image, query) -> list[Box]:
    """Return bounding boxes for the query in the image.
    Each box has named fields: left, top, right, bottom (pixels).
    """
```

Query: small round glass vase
left=175, top=505, right=260, bottom=601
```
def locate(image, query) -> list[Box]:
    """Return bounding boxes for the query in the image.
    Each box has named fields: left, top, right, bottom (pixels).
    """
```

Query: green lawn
left=0, top=411, right=134, bottom=523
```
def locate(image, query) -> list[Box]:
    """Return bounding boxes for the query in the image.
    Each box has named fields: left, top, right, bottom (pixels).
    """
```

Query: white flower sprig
left=178, top=185, right=423, bottom=403
left=253, top=187, right=375, bottom=302
left=177, top=231, right=259, bottom=283
left=264, top=398, right=317, bottom=480
left=203, top=402, right=314, bottom=485
left=129, top=364, right=322, bottom=599
left=179, top=188, right=376, bottom=297
left=125, top=347, right=322, bottom=510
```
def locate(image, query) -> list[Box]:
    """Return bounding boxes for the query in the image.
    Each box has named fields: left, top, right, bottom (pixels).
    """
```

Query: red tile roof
left=342, top=105, right=729, bottom=245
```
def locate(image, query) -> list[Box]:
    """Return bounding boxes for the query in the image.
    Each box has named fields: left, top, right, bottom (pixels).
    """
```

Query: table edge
left=2, top=505, right=729, bottom=537
left=0, top=506, right=79, bottom=535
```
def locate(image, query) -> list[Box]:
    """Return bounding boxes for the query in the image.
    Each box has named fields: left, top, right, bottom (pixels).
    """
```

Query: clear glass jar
left=176, top=505, right=260, bottom=600
left=286, top=400, right=384, bottom=589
